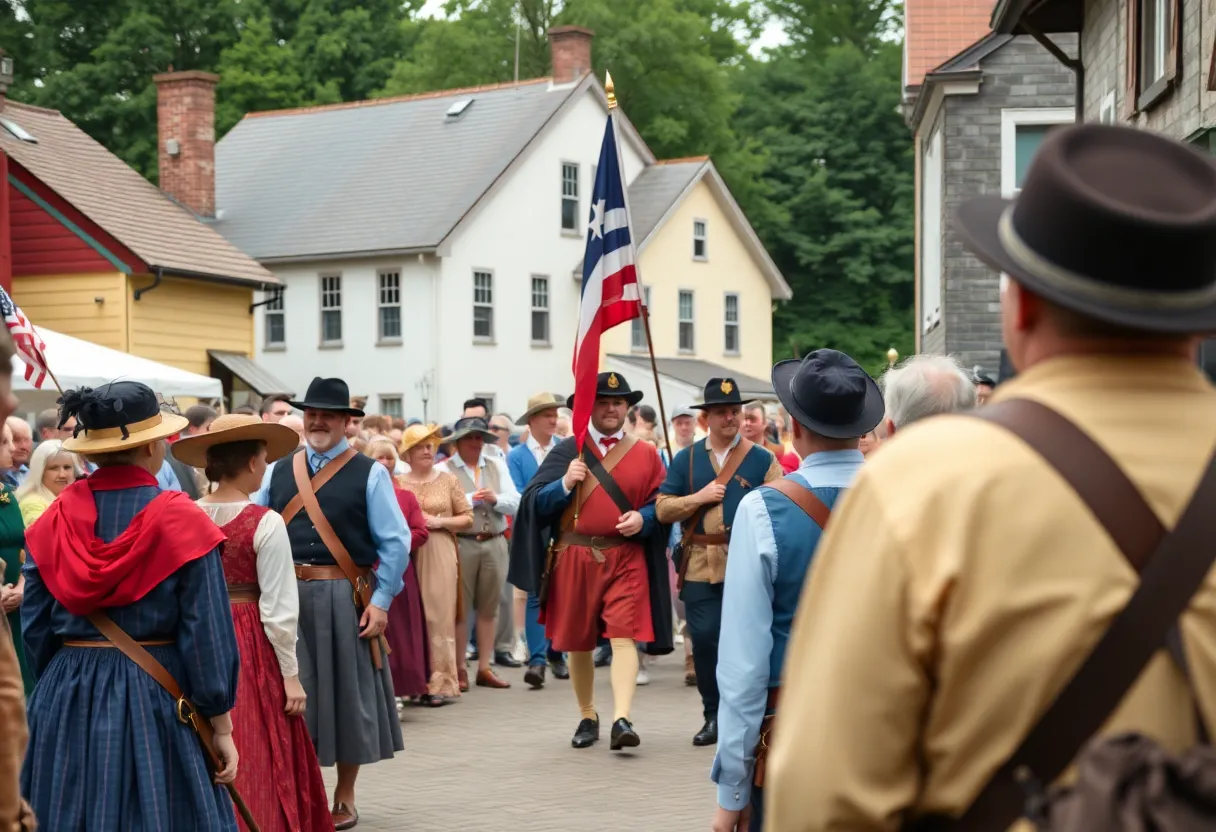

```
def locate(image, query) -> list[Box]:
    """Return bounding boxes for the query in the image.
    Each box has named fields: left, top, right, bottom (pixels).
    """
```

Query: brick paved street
left=322, top=653, right=713, bottom=831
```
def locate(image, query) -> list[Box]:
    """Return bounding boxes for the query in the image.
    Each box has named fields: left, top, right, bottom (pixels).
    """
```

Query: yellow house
left=601, top=157, right=791, bottom=405
left=0, top=74, right=287, bottom=408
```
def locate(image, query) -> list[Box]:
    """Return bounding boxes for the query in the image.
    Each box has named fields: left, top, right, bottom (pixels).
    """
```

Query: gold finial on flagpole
left=887, top=347, right=899, bottom=367
left=605, top=71, right=617, bottom=110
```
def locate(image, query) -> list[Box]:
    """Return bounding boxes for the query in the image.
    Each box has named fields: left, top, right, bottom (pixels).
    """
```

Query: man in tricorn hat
left=254, top=376, right=409, bottom=830
left=764, top=125, right=1216, bottom=829
left=657, top=378, right=783, bottom=748
left=510, top=372, right=672, bottom=750
left=709, top=350, right=881, bottom=832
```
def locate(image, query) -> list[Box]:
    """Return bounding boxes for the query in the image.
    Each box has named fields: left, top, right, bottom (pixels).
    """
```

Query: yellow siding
left=126, top=275, right=254, bottom=376
left=600, top=178, right=774, bottom=380
left=12, top=273, right=129, bottom=351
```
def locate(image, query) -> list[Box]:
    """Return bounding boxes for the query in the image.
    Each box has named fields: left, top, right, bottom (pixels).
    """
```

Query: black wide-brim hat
left=773, top=349, right=884, bottom=439
left=691, top=377, right=755, bottom=410
left=289, top=377, right=364, bottom=417
left=565, top=372, right=643, bottom=408
left=954, top=122, right=1216, bottom=334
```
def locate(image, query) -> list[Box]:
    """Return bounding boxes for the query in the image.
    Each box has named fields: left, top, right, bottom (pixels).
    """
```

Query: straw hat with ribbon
left=171, top=413, right=300, bottom=469
left=399, top=423, right=442, bottom=457
left=60, top=382, right=188, bottom=455
left=515, top=392, right=566, bottom=426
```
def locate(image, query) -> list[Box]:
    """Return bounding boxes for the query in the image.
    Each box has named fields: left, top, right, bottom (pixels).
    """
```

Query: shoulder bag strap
left=291, top=451, right=388, bottom=670
left=674, top=439, right=756, bottom=589
left=280, top=448, right=357, bottom=525
left=929, top=400, right=1216, bottom=831
left=86, top=611, right=260, bottom=832
left=761, top=477, right=832, bottom=530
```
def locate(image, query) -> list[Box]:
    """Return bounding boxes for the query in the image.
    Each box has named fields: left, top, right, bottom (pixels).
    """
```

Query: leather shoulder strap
left=583, top=445, right=635, bottom=515
left=280, top=447, right=357, bottom=525
left=680, top=439, right=757, bottom=536
left=561, top=435, right=639, bottom=528
left=291, top=450, right=365, bottom=593
left=930, top=400, right=1216, bottom=831
left=762, top=476, right=831, bottom=530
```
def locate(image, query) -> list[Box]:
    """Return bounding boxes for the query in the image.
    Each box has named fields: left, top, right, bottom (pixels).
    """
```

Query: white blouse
left=196, top=500, right=300, bottom=678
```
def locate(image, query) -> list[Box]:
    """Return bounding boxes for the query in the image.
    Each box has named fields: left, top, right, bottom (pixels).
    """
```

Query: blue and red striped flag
left=572, top=116, right=642, bottom=446
left=0, top=286, right=48, bottom=388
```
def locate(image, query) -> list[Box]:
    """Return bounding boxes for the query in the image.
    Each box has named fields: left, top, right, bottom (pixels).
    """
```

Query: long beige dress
left=397, top=471, right=471, bottom=698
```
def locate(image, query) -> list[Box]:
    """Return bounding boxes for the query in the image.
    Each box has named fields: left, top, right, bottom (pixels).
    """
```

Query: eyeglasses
left=489, top=426, right=510, bottom=433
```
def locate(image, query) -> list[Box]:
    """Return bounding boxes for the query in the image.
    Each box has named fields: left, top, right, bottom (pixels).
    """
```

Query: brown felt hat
left=954, top=122, right=1216, bottom=334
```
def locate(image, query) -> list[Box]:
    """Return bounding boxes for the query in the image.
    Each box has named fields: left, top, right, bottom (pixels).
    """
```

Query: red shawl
left=26, top=466, right=226, bottom=616
left=394, top=487, right=430, bottom=552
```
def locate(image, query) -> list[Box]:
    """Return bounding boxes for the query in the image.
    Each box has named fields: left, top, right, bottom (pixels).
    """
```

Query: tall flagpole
left=605, top=72, right=673, bottom=464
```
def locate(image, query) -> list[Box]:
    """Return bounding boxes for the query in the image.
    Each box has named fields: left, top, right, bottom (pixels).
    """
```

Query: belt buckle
left=176, top=696, right=199, bottom=730
left=353, top=574, right=368, bottom=606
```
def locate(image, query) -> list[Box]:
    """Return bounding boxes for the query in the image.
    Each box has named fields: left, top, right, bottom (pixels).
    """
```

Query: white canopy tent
left=10, top=327, right=222, bottom=416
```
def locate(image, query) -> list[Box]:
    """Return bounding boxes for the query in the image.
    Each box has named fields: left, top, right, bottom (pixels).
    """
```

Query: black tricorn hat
left=691, top=377, right=754, bottom=410
left=288, top=377, right=365, bottom=417
left=954, top=123, right=1216, bottom=334
left=773, top=349, right=884, bottom=440
left=565, top=372, right=643, bottom=408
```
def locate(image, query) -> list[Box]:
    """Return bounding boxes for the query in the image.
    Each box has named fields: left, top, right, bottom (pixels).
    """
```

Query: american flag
left=0, top=286, right=49, bottom=388
left=572, top=115, right=642, bottom=446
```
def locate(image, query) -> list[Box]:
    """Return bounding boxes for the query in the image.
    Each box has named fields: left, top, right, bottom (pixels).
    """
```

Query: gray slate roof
left=215, top=78, right=582, bottom=260
left=608, top=354, right=775, bottom=399
left=627, top=159, right=707, bottom=244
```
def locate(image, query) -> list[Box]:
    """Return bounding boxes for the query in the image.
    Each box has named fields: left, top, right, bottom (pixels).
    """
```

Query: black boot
left=548, top=656, right=569, bottom=679
left=693, top=719, right=718, bottom=746
left=572, top=715, right=600, bottom=748
left=523, top=664, right=546, bottom=689
left=610, top=717, right=641, bottom=750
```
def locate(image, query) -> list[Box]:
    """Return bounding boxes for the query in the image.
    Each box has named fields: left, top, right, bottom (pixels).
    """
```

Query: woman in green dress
left=0, top=420, right=30, bottom=695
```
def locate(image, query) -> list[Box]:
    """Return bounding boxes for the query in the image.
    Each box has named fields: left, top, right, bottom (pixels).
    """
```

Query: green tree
left=215, top=14, right=306, bottom=136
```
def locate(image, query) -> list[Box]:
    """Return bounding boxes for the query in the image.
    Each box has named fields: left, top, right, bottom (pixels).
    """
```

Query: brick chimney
left=153, top=70, right=220, bottom=218
left=548, top=26, right=594, bottom=85
left=903, top=0, right=990, bottom=96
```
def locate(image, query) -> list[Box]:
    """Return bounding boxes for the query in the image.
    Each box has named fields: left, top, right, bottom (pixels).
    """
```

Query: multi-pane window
left=561, top=162, right=579, bottom=231
left=264, top=291, right=285, bottom=347
left=1140, top=0, right=1173, bottom=92
left=473, top=270, right=494, bottom=340
left=678, top=289, right=695, bottom=353
left=693, top=220, right=708, bottom=260
left=380, top=396, right=403, bottom=420
left=378, top=270, right=401, bottom=341
left=631, top=286, right=651, bottom=351
left=724, top=293, right=740, bottom=354
left=531, top=276, right=550, bottom=345
left=320, top=275, right=342, bottom=344
left=475, top=394, right=496, bottom=414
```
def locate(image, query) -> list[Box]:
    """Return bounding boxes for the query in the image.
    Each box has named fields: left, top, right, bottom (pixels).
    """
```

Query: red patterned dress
left=203, top=501, right=333, bottom=832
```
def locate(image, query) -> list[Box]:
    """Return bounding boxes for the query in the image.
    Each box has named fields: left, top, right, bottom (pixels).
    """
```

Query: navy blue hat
left=565, top=372, right=643, bottom=408
left=772, top=349, right=884, bottom=439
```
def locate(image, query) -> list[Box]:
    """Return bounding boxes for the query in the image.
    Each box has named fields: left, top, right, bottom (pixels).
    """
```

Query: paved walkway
left=322, top=652, right=714, bottom=831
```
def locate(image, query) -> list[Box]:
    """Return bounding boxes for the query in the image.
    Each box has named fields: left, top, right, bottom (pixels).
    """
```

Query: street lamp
left=416, top=371, right=433, bottom=423
left=887, top=347, right=899, bottom=368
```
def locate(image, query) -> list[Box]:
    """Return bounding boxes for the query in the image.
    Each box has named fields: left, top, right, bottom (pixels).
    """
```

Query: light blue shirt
left=252, top=438, right=410, bottom=611
left=710, top=449, right=865, bottom=811
left=156, top=459, right=182, bottom=492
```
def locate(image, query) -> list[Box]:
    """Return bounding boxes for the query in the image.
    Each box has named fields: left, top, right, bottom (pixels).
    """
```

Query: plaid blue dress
left=19, top=483, right=241, bottom=831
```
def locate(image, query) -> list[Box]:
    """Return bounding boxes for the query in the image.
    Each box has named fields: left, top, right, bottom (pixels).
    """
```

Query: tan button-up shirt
left=656, top=440, right=783, bottom=583
left=765, top=354, right=1216, bottom=831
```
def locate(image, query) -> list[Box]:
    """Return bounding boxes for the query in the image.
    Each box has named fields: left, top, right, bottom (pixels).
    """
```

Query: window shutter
left=1124, top=0, right=1140, bottom=116
left=1166, top=0, right=1181, bottom=81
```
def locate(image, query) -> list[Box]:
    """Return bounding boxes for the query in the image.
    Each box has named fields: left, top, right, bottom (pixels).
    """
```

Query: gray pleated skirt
left=296, top=578, right=404, bottom=767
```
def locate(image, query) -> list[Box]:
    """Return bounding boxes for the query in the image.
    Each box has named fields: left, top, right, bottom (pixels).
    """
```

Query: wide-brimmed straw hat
left=170, top=413, right=299, bottom=469
left=60, top=382, right=189, bottom=455
left=954, top=122, right=1216, bottom=334
left=516, top=392, right=566, bottom=426
left=399, top=423, right=442, bottom=456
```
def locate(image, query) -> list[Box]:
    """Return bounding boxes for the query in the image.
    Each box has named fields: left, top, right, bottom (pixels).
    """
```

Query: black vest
left=268, top=447, right=378, bottom=567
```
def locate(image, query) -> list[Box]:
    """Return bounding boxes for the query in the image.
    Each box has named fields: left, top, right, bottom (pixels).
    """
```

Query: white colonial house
left=213, top=27, right=789, bottom=422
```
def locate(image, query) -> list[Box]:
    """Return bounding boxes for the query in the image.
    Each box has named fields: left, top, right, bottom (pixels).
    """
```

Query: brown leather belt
left=555, top=532, right=630, bottom=563
left=753, top=687, right=781, bottom=788
left=65, top=639, right=174, bottom=647
left=687, top=532, right=730, bottom=546
left=457, top=531, right=506, bottom=542
left=227, top=583, right=261, bottom=604
left=295, top=564, right=368, bottom=582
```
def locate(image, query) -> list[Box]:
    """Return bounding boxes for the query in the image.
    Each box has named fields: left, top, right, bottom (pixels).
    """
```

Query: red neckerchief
left=26, top=465, right=225, bottom=616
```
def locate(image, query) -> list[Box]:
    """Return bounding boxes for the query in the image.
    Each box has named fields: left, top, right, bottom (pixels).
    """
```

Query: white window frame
left=1141, top=0, right=1172, bottom=92
left=921, top=127, right=943, bottom=334
left=319, top=273, right=342, bottom=346
left=474, top=393, right=496, bottom=415
left=723, top=292, right=740, bottom=356
left=1099, top=90, right=1116, bottom=124
left=678, top=289, right=695, bottom=354
left=377, top=269, right=402, bottom=344
left=693, top=219, right=708, bottom=261
left=473, top=269, right=494, bottom=342
left=379, top=395, right=404, bottom=420
left=999, top=108, right=1075, bottom=197
left=263, top=290, right=285, bottom=349
left=631, top=285, right=651, bottom=352
left=561, top=162, right=579, bottom=233
left=531, top=275, right=550, bottom=346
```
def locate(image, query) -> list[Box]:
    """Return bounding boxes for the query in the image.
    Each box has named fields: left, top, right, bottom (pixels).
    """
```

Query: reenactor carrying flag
left=656, top=378, right=782, bottom=747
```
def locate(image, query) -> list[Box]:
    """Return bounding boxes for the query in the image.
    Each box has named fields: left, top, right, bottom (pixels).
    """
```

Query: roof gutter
left=257, top=246, right=438, bottom=266
left=908, top=69, right=983, bottom=131
left=133, top=266, right=164, bottom=301
left=989, top=0, right=1084, bottom=120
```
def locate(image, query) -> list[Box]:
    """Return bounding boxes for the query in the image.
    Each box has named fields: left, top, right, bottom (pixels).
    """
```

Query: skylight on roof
left=445, top=99, right=474, bottom=120
left=0, top=117, right=35, bottom=143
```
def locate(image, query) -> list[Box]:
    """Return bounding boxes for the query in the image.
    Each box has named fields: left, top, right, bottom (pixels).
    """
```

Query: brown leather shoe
left=684, top=655, right=697, bottom=686
left=458, top=666, right=469, bottom=692
left=332, top=801, right=359, bottom=830
left=475, top=668, right=511, bottom=689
